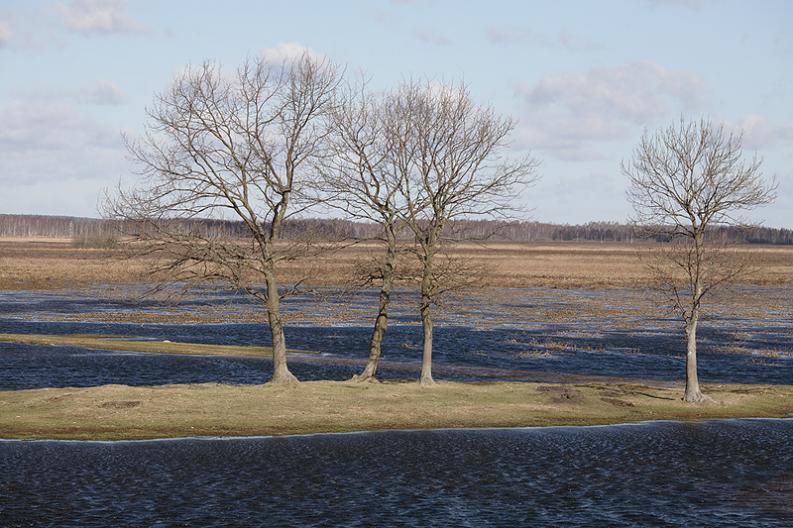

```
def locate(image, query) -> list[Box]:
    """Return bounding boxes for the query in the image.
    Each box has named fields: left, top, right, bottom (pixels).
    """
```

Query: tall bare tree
left=624, top=118, right=776, bottom=402
left=317, top=84, right=405, bottom=382
left=106, top=54, right=341, bottom=384
left=392, top=81, right=538, bottom=386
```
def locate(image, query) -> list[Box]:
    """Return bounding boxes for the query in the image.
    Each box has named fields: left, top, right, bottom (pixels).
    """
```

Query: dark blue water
left=1, top=419, right=792, bottom=527
left=0, top=286, right=791, bottom=389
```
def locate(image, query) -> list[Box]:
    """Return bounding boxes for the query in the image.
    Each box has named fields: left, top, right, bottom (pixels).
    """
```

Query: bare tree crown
left=105, top=54, right=342, bottom=298
left=624, top=118, right=776, bottom=236
left=317, top=83, right=402, bottom=227
left=116, top=54, right=340, bottom=240
left=392, top=81, right=538, bottom=243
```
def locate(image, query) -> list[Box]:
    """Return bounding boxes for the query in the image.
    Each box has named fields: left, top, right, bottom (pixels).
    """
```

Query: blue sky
left=1, top=0, right=791, bottom=226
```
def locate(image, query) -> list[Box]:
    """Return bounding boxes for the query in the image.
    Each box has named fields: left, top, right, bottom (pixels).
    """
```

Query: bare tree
left=105, top=54, right=341, bottom=384
left=624, top=118, right=776, bottom=402
left=317, top=84, right=405, bottom=382
left=392, top=81, right=538, bottom=386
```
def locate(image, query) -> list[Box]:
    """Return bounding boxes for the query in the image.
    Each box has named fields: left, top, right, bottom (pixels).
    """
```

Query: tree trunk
left=352, top=237, right=396, bottom=382
left=265, top=271, right=298, bottom=384
left=419, top=250, right=435, bottom=386
left=419, top=299, right=434, bottom=386
left=683, top=229, right=706, bottom=402
left=683, top=316, right=703, bottom=402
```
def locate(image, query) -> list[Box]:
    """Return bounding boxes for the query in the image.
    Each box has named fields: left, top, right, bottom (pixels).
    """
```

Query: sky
left=1, top=0, right=791, bottom=226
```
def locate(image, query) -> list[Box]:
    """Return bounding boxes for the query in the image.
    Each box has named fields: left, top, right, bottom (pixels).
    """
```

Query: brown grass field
left=1, top=237, right=792, bottom=291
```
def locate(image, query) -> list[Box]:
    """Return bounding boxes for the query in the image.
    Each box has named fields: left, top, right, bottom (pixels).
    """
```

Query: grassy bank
left=0, top=333, right=309, bottom=358
left=1, top=381, right=791, bottom=440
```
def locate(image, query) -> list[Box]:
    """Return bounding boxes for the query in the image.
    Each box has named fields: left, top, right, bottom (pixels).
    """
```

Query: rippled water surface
left=1, top=419, right=792, bottom=527
left=0, top=286, right=790, bottom=388
left=1, top=287, right=792, bottom=526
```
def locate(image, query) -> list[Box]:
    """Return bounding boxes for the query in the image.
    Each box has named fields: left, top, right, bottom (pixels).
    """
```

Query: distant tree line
left=2, top=214, right=791, bottom=245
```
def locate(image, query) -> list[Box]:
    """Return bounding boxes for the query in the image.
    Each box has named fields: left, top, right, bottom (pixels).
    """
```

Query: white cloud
left=426, top=80, right=463, bottom=98
left=260, top=42, right=322, bottom=64
left=414, top=29, right=450, bottom=46
left=779, top=125, right=793, bottom=141
left=644, top=0, right=708, bottom=9
left=0, top=178, right=112, bottom=217
left=514, top=61, right=708, bottom=161
left=514, top=114, right=627, bottom=162
left=0, top=20, right=10, bottom=47
left=9, top=81, right=127, bottom=108
left=726, top=114, right=793, bottom=150
left=57, top=0, right=144, bottom=35
left=77, top=80, right=127, bottom=106
left=521, top=61, right=706, bottom=123
left=0, top=102, right=124, bottom=185
left=486, top=26, right=525, bottom=44
left=486, top=26, right=601, bottom=51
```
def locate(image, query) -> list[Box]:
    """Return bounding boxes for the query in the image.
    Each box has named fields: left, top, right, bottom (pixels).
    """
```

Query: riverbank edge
left=3, top=417, right=791, bottom=444
left=2, top=381, right=791, bottom=441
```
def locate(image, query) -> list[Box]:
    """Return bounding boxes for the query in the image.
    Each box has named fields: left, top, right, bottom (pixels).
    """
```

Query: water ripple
left=1, top=419, right=791, bottom=527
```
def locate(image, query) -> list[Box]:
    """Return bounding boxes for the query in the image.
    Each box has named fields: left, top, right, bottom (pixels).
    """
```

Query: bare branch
left=105, top=53, right=343, bottom=384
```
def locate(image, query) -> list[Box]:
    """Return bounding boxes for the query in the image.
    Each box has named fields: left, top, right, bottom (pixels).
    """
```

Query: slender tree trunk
left=264, top=270, right=298, bottom=384
left=353, top=233, right=397, bottom=382
left=419, top=300, right=434, bottom=386
left=419, top=251, right=435, bottom=386
left=683, top=315, right=703, bottom=402
left=683, top=230, right=706, bottom=402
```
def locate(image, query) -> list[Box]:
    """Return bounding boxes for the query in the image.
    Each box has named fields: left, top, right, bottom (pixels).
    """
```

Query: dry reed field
left=1, top=237, right=792, bottom=291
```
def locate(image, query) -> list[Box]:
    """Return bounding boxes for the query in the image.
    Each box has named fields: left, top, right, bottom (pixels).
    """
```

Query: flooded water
left=1, top=288, right=792, bottom=526
left=1, top=419, right=792, bottom=527
left=0, top=286, right=790, bottom=389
